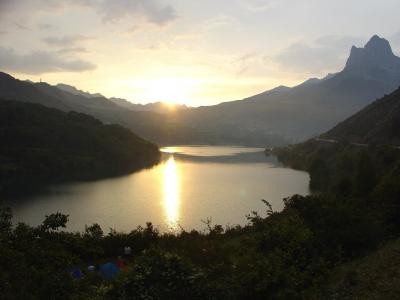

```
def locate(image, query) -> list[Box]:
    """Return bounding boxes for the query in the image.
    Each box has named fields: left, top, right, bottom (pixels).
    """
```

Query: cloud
left=239, top=0, right=278, bottom=12
left=57, top=47, right=88, bottom=54
left=1, top=0, right=177, bottom=27
left=390, top=31, right=400, bottom=52
left=14, top=22, right=29, bottom=30
left=0, top=47, right=96, bottom=74
left=43, top=35, right=92, bottom=55
left=43, top=35, right=92, bottom=47
left=232, top=53, right=261, bottom=76
left=274, top=35, right=366, bottom=74
left=315, top=35, right=365, bottom=49
left=203, top=15, right=238, bottom=30
left=38, top=23, right=54, bottom=30
left=94, top=0, right=177, bottom=25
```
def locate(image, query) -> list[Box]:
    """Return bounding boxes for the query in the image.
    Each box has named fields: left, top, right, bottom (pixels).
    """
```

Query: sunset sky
left=1, top=0, right=400, bottom=106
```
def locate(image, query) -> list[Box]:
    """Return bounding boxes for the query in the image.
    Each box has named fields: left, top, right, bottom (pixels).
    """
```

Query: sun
left=143, top=78, right=193, bottom=106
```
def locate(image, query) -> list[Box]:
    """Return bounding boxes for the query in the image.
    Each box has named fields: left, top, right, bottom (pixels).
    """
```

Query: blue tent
left=100, top=262, right=120, bottom=280
left=71, top=267, right=84, bottom=279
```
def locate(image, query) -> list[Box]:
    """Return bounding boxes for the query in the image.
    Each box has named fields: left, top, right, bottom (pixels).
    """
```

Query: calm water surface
left=9, top=146, right=309, bottom=232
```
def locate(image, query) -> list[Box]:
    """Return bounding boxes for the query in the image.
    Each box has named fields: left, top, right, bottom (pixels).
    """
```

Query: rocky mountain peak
left=344, top=35, right=400, bottom=76
left=364, top=35, right=393, bottom=56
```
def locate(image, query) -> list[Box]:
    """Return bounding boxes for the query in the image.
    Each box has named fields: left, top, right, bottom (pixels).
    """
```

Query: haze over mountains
left=0, top=71, right=207, bottom=145
left=56, top=83, right=104, bottom=99
left=56, top=83, right=189, bottom=114
left=169, top=35, right=400, bottom=143
left=1, top=35, right=399, bottom=146
left=109, top=97, right=188, bottom=114
left=323, top=86, right=400, bottom=145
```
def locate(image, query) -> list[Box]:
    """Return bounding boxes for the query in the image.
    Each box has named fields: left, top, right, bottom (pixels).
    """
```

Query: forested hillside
left=0, top=101, right=160, bottom=195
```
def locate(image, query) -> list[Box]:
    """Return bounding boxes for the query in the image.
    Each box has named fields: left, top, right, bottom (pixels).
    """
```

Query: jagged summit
left=365, top=35, right=393, bottom=55
left=344, top=35, right=400, bottom=76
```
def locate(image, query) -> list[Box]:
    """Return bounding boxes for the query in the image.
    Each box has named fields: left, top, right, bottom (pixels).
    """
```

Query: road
left=314, top=138, right=395, bottom=148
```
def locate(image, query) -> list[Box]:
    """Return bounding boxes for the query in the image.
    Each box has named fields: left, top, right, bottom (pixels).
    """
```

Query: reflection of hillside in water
left=161, top=151, right=280, bottom=165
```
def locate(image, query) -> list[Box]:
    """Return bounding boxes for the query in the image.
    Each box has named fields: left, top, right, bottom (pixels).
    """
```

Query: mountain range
left=55, top=83, right=189, bottom=113
left=1, top=35, right=399, bottom=146
left=0, top=72, right=209, bottom=145
left=168, top=35, right=400, bottom=143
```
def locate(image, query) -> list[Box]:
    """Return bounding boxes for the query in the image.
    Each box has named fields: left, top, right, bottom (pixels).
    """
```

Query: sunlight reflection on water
left=163, top=155, right=180, bottom=230
left=9, top=146, right=310, bottom=233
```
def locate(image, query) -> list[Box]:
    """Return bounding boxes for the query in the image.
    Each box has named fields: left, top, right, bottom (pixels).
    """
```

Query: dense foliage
left=0, top=101, right=160, bottom=195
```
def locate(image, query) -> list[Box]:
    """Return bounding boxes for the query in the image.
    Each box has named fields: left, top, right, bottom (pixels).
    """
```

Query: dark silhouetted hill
left=0, top=101, right=160, bottom=195
left=274, top=85, right=400, bottom=192
left=0, top=72, right=212, bottom=145
left=0, top=72, right=287, bottom=146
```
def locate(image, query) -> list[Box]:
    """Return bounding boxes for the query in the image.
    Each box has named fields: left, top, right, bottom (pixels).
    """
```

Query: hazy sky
left=1, top=0, right=400, bottom=106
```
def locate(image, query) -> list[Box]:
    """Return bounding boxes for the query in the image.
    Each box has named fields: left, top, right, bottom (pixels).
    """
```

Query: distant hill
left=109, top=98, right=188, bottom=113
left=170, top=35, right=400, bottom=142
left=0, top=72, right=70, bottom=111
left=323, top=87, right=400, bottom=145
left=0, top=72, right=212, bottom=146
left=0, top=71, right=118, bottom=113
left=0, top=72, right=286, bottom=146
left=56, top=83, right=104, bottom=98
left=0, top=101, right=160, bottom=195
left=55, top=84, right=189, bottom=114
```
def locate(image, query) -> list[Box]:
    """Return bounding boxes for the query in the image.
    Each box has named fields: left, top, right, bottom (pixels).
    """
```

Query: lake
left=8, top=146, right=309, bottom=232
